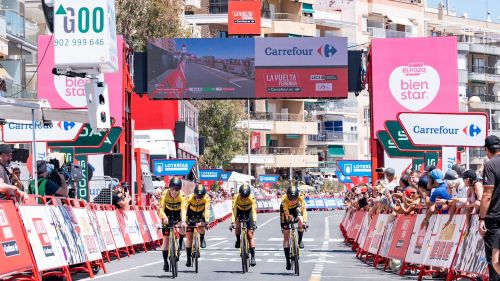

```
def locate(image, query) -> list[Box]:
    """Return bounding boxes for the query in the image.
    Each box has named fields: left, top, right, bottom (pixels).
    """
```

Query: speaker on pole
left=103, top=153, right=123, bottom=180
left=174, top=121, right=186, bottom=143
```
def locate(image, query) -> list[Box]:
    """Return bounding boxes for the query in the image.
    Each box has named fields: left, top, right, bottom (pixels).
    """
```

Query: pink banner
left=371, top=37, right=458, bottom=136
left=37, top=36, right=124, bottom=127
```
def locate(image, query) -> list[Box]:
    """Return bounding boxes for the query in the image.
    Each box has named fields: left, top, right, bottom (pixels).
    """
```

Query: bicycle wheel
left=241, top=230, right=247, bottom=274
left=194, top=233, right=199, bottom=274
left=170, top=234, right=177, bottom=278
left=293, top=230, right=300, bottom=276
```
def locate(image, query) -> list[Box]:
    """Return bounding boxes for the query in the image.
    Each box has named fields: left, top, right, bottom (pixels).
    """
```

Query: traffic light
left=84, top=81, right=111, bottom=131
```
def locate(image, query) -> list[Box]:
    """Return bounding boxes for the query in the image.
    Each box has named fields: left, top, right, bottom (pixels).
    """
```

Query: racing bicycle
left=188, top=217, right=206, bottom=274
left=288, top=220, right=300, bottom=276
left=230, top=217, right=253, bottom=274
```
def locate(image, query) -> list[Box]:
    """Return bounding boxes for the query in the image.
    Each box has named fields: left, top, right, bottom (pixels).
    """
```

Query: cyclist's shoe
left=163, top=262, right=169, bottom=272
left=286, top=260, right=292, bottom=270
left=250, top=256, right=256, bottom=267
left=201, top=238, right=207, bottom=248
left=186, top=258, right=192, bottom=267
left=235, top=240, right=240, bottom=249
left=299, top=241, right=305, bottom=249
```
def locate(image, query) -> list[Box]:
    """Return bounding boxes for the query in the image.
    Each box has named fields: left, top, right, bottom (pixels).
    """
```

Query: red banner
left=228, top=1, right=261, bottom=35
left=251, top=132, right=261, bottom=150
left=347, top=211, right=365, bottom=240
left=0, top=201, right=36, bottom=277
left=255, top=68, right=348, bottom=99
left=388, top=215, right=416, bottom=260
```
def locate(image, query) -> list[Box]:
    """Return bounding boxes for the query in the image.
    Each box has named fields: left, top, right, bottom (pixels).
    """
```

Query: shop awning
left=328, top=145, right=345, bottom=157
left=302, top=3, right=314, bottom=14
left=387, top=15, right=414, bottom=26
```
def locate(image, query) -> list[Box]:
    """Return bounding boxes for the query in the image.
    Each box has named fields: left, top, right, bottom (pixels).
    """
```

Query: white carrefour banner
left=18, top=206, right=68, bottom=271
left=2, top=120, right=84, bottom=143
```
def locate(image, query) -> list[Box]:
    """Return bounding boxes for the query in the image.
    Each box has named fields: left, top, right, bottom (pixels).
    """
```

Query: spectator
left=462, top=169, right=483, bottom=214
left=421, top=169, right=452, bottom=229
left=304, top=172, right=312, bottom=186
left=380, top=167, right=398, bottom=192
left=10, top=167, right=24, bottom=191
left=452, top=164, right=466, bottom=178
left=0, top=178, right=26, bottom=201
left=28, top=160, right=68, bottom=197
left=0, top=144, right=12, bottom=185
left=494, top=232, right=500, bottom=275
left=111, top=180, right=130, bottom=209
left=479, top=135, right=500, bottom=281
left=408, top=170, right=419, bottom=190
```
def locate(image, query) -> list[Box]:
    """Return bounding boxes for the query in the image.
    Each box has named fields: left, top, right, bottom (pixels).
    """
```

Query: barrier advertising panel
left=87, top=209, right=107, bottom=252
left=147, top=38, right=347, bottom=99
left=362, top=214, right=379, bottom=251
left=105, top=211, right=127, bottom=249
left=18, top=206, right=67, bottom=271
left=356, top=213, right=371, bottom=248
left=347, top=211, right=366, bottom=240
left=388, top=215, right=417, bottom=261
left=423, top=214, right=466, bottom=268
left=370, top=37, right=458, bottom=137
left=71, top=208, right=103, bottom=262
left=123, top=210, right=145, bottom=245
left=136, top=210, right=153, bottom=243
left=378, top=218, right=397, bottom=258
left=142, top=210, right=159, bottom=241
left=453, top=216, right=488, bottom=275
left=405, top=214, right=438, bottom=264
left=368, top=214, right=389, bottom=254
left=0, top=201, right=36, bottom=277
left=95, top=210, right=117, bottom=251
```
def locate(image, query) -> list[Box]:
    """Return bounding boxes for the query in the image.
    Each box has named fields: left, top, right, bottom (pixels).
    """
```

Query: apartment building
left=0, top=0, right=42, bottom=99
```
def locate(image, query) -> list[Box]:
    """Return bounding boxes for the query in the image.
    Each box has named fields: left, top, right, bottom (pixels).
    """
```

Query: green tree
left=116, top=0, right=189, bottom=51
left=195, top=101, right=247, bottom=168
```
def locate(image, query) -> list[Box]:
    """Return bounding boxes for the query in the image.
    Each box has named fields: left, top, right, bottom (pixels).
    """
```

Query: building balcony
left=468, top=66, right=500, bottom=83
left=263, top=13, right=316, bottom=37
left=0, top=16, right=8, bottom=57
left=306, top=100, right=359, bottom=115
left=469, top=44, right=500, bottom=56
left=465, top=93, right=500, bottom=111
left=367, top=27, right=414, bottom=39
left=5, top=11, right=37, bottom=48
left=308, top=131, right=359, bottom=146
left=240, top=112, right=318, bottom=134
left=231, top=146, right=318, bottom=168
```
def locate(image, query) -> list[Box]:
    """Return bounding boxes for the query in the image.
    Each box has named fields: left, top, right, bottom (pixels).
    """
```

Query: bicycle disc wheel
left=194, top=234, right=199, bottom=274
left=241, top=233, right=247, bottom=274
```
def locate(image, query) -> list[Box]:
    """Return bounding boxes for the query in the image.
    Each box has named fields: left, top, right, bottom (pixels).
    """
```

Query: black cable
left=6, top=34, right=54, bottom=98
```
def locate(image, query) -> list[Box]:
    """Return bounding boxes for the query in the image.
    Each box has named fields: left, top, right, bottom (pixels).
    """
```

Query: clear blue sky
left=427, top=0, right=500, bottom=22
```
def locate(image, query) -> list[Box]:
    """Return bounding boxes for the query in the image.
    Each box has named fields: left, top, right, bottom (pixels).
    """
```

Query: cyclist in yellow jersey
left=159, top=177, right=187, bottom=272
left=280, top=185, right=308, bottom=270
left=184, top=184, right=211, bottom=267
left=231, top=183, right=257, bottom=266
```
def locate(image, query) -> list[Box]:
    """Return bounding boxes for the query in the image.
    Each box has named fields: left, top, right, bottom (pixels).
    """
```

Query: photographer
left=111, top=180, right=130, bottom=209
left=28, top=160, right=68, bottom=197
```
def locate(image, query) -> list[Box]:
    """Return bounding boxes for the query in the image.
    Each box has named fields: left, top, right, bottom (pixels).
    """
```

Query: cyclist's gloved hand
left=163, top=218, right=169, bottom=225
left=252, top=223, right=258, bottom=230
left=230, top=222, right=235, bottom=230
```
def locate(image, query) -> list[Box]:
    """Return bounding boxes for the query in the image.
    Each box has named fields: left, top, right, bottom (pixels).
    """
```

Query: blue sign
left=258, top=174, right=279, bottom=183
left=153, top=159, right=196, bottom=176
left=199, top=169, right=223, bottom=181
left=335, top=171, right=353, bottom=183
left=337, top=160, right=372, bottom=177
left=220, top=171, right=232, bottom=182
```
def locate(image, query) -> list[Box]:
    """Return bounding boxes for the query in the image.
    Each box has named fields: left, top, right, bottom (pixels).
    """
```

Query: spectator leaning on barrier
left=462, top=169, right=483, bottom=215
left=28, top=160, right=68, bottom=197
left=479, top=135, right=500, bottom=281
left=111, top=180, right=130, bottom=209
left=0, top=144, right=12, bottom=185
left=0, top=178, right=26, bottom=201
left=421, top=169, right=452, bottom=229
left=10, top=167, right=24, bottom=191
left=381, top=167, right=398, bottom=192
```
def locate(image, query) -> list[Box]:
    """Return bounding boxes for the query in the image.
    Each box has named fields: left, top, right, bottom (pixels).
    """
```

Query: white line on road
left=207, top=239, right=230, bottom=249
left=308, top=215, right=333, bottom=281
left=198, top=64, right=243, bottom=88
left=258, top=215, right=280, bottom=228
left=79, top=260, right=163, bottom=281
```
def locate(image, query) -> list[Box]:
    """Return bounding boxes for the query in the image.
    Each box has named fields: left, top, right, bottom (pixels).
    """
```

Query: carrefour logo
left=56, top=4, right=104, bottom=33
left=463, top=124, right=482, bottom=137
left=317, top=44, right=337, bottom=58
left=264, top=44, right=337, bottom=58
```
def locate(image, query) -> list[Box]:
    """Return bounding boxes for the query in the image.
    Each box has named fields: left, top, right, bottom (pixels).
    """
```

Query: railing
left=466, top=93, right=500, bottom=103
left=272, top=13, right=315, bottom=24
left=309, top=131, right=358, bottom=143
left=306, top=101, right=358, bottom=114
left=0, top=16, right=6, bottom=38
left=367, top=27, right=414, bottom=38
left=0, top=80, right=37, bottom=99
left=253, top=146, right=312, bottom=155
left=469, top=65, right=500, bottom=75
left=250, top=112, right=314, bottom=122
left=4, top=11, right=37, bottom=45
left=469, top=148, right=486, bottom=159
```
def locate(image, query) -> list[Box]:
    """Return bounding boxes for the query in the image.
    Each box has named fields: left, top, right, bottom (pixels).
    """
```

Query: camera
left=47, top=158, right=84, bottom=186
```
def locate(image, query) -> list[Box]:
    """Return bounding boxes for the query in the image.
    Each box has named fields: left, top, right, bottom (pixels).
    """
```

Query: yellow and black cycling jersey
left=185, top=193, right=211, bottom=222
left=231, top=193, right=257, bottom=223
left=159, top=189, right=186, bottom=221
left=281, top=194, right=308, bottom=223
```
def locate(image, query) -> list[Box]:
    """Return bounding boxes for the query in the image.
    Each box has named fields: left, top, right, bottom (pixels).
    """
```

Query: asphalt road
left=75, top=211, right=411, bottom=281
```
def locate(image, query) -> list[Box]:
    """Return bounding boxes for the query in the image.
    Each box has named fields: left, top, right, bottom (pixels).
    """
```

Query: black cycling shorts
left=186, top=209, right=205, bottom=232
left=280, top=204, right=303, bottom=229
left=236, top=209, right=254, bottom=230
left=162, top=209, right=181, bottom=236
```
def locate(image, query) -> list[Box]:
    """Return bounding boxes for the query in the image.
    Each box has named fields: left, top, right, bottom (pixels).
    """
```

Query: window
left=472, top=57, right=486, bottom=73
left=209, top=0, right=228, bottom=14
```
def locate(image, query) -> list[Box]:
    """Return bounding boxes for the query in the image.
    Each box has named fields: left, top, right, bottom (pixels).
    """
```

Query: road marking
left=268, top=237, right=315, bottom=242
left=207, top=237, right=226, bottom=241
left=308, top=215, right=332, bottom=281
left=258, top=215, right=280, bottom=228
left=207, top=239, right=229, bottom=249
left=79, top=260, right=163, bottom=280
left=198, top=64, right=243, bottom=88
